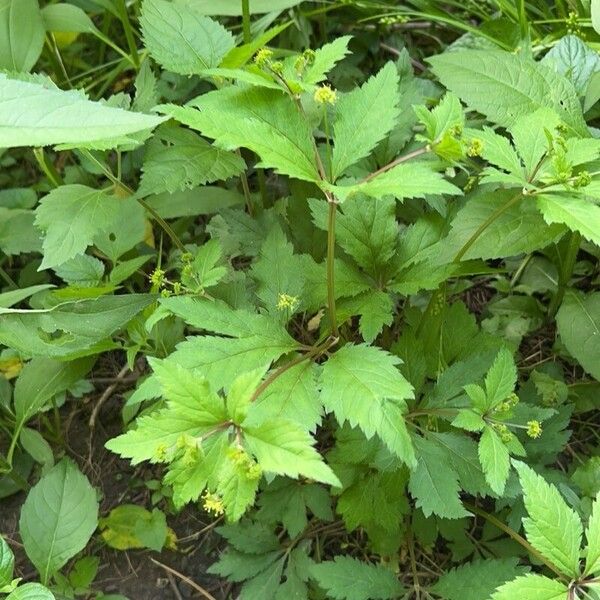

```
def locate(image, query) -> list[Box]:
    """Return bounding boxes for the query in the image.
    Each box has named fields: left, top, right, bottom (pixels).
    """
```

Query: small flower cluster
left=277, top=292, right=299, bottom=311
left=254, top=47, right=283, bottom=74
left=526, top=420, right=543, bottom=439
left=227, top=446, right=263, bottom=481
left=493, top=392, right=519, bottom=414
left=202, top=491, right=225, bottom=516
left=314, top=84, right=337, bottom=105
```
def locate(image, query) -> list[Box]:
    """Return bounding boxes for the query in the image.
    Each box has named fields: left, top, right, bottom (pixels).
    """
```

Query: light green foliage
left=19, top=460, right=98, bottom=585
left=491, top=574, right=568, bottom=600
left=6, top=584, right=56, bottom=600
left=303, top=36, right=351, bottom=85
left=557, top=291, right=600, bottom=381
left=0, top=536, right=15, bottom=590
left=138, top=125, right=245, bottom=196
left=585, top=495, right=600, bottom=575
left=320, top=344, right=415, bottom=466
left=140, top=0, right=234, bottom=74
left=0, top=75, right=164, bottom=149
left=35, top=185, right=120, bottom=269
left=331, top=62, right=400, bottom=180
left=429, top=50, right=587, bottom=135
left=478, top=427, right=510, bottom=495
left=161, top=86, right=320, bottom=182
left=310, top=556, right=404, bottom=600
left=0, top=0, right=44, bottom=72
left=514, top=461, right=583, bottom=577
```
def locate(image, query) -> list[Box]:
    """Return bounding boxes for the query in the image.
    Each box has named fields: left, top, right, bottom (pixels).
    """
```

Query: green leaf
left=556, top=291, right=600, bottom=381
left=160, top=297, right=300, bottom=390
left=478, top=427, right=510, bottom=495
left=330, top=161, right=461, bottom=202
left=409, top=435, right=469, bottom=519
left=537, top=194, right=600, bottom=247
left=138, top=126, right=245, bottom=196
left=0, top=284, right=54, bottom=309
left=243, top=419, right=340, bottom=486
left=513, top=460, right=583, bottom=577
left=19, top=459, right=98, bottom=585
left=320, top=344, right=415, bottom=467
left=99, top=505, right=168, bottom=551
left=178, top=0, right=303, bottom=15
left=431, top=558, right=526, bottom=600
left=219, top=447, right=260, bottom=521
left=6, top=583, right=56, bottom=600
left=226, top=368, right=266, bottom=425
left=0, top=74, right=164, bottom=149
left=14, top=357, right=93, bottom=424
left=594, top=0, right=600, bottom=35
left=0, top=537, right=14, bottom=589
left=485, top=347, right=517, bottom=408
left=584, top=494, right=600, bottom=575
left=160, top=86, right=319, bottom=182
left=491, top=574, right=568, bottom=600
left=106, top=360, right=227, bottom=464
left=304, top=36, right=351, bottom=85
left=310, top=556, right=404, bottom=600
left=54, top=254, right=105, bottom=287
left=0, top=0, right=44, bottom=72
left=0, top=294, right=155, bottom=358
left=41, top=3, right=97, bottom=34
left=429, top=50, right=587, bottom=135
left=34, top=185, right=120, bottom=270
left=140, top=0, right=235, bottom=75
left=331, top=62, right=399, bottom=180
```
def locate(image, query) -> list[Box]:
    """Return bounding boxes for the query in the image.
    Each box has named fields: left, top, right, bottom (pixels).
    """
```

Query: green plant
left=1, top=1, right=600, bottom=599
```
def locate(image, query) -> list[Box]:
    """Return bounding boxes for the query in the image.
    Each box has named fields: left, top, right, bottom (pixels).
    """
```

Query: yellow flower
left=150, top=268, right=165, bottom=287
left=467, top=138, right=483, bottom=157
left=277, top=293, right=299, bottom=311
left=254, top=48, right=273, bottom=67
left=314, top=85, right=337, bottom=105
left=526, top=420, right=543, bottom=439
left=202, top=491, right=225, bottom=516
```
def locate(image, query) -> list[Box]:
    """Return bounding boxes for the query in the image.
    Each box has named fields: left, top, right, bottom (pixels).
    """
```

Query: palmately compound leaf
left=320, top=343, right=416, bottom=467
left=584, top=494, right=600, bottom=575
left=431, top=557, right=527, bottom=600
left=491, top=574, right=568, bottom=600
left=159, top=86, right=320, bottom=183
left=140, top=0, right=235, bottom=74
left=0, top=536, right=14, bottom=589
left=159, top=296, right=300, bottom=390
left=138, top=125, right=245, bottom=196
left=478, top=426, right=510, bottom=495
left=331, top=62, right=400, bottom=180
left=428, top=50, right=587, bottom=136
left=536, top=194, right=600, bottom=248
left=556, top=291, right=600, bottom=381
left=19, top=459, right=98, bottom=585
left=310, top=556, right=404, bottom=600
left=243, top=418, right=340, bottom=487
left=513, top=461, right=583, bottom=577
left=0, top=74, right=164, bottom=149
left=106, top=361, right=227, bottom=464
left=34, top=185, right=120, bottom=270
left=6, top=583, right=56, bottom=600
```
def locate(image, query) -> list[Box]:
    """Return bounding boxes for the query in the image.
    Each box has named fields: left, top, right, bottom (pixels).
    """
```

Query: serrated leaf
left=478, top=427, right=510, bottom=495
left=160, top=86, right=319, bottom=182
left=0, top=74, right=164, bottom=149
left=556, top=291, right=600, bottom=381
left=428, top=50, right=587, bottom=135
left=491, top=574, right=568, bottom=600
left=408, top=435, right=468, bottom=519
left=485, top=347, right=517, bottom=408
left=35, top=185, right=120, bottom=270
left=160, top=297, right=300, bottom=390
left=331, top=161, right=461, bottom=202
left=537, top=194, right=600, bottom=247
left=514, top=461, right=583, bottom=577
left=0, top=0, right=44, bottom=72
left=310, top=556, right=404, bottom=600
left=320, top=344, right=415, bottom=467
left=331, top=62, right=400, bottom=180
left=181, top=0, right=302, bottom=15
left=106, top=361, right=227, bottom=464
left=243, top=419, right=340, bottom=486
left=140, top=0, right=234, bottom=74
left=19, top=459, right=98, bottom=585
left=219, top=449, right=260, bottom=521
left=304, top=36, right=351, bottom=85
left=584, top=494, right=600, bottom=575
left=431, top=558, right=526, bottom=600
left=139, top=126, right=245, bottom=196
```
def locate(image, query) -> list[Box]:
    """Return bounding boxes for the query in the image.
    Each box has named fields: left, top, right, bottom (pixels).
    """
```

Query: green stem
left=116, top=0, right=140, bottom=68
left=33, top=147, right=64, bottom=188
left=465, top=502, right=569, bottom=582
left=547, top=231, right=581, bottom=319
left=327, top=200, right=339, bottom=337
left=242, top=0, right=251, bottom=44
left=323, top=106, right=332, bottom=180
